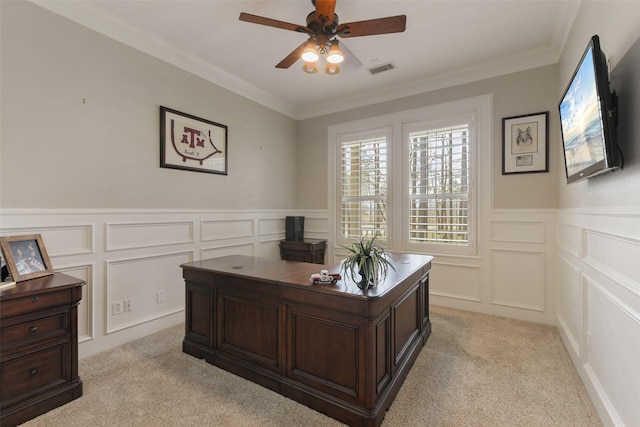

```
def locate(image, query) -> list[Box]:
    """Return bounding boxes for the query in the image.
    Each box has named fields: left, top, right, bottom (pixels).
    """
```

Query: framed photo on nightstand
left=0, top=234, right=54, bottom=282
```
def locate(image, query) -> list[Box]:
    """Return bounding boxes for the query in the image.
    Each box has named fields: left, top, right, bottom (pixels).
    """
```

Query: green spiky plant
left=341, top=235, right=396, bottom=290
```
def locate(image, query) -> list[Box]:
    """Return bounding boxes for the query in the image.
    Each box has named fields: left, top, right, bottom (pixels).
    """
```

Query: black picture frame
left=160, top=106, right=228, bottom=175
left=502, top=111, right=549, bottom=175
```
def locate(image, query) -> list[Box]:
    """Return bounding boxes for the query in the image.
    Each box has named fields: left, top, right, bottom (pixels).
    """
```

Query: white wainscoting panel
left=586, top=274, right=640, bottom=427
left=427, top=211, right=555, bottom=324
left=201, top=218, right=254, bottom=241
left=491, top=249, right=546, bottom=312
left=201, top=243, right=254, bottom=259
left=430, top=262, right=482, bottom=302
left=259, top=217, right=284, bottom=237
left=106, top=221, right=194, bottom=251
left=303, top=215, right=330, bottom=239
left=57, top=263, right=94, bottom=343
left=1, top=224, right=94, bottom=257
left=491, top=220, right=545, bottom=244
left=555, top=255, right=582, bottom=355
left=584, top=229, right=640, bottom=295
left=557, top=222, right=581, bottom=258
left=106, top=250, right=193, bottom=333
left=556, top=209, right=640, bottom=427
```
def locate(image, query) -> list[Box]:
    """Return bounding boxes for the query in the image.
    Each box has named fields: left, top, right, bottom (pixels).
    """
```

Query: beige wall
left=297, top=65, right=559, bottom=210
left=0, top=1, right=299, bottom=210
left=556, top=0, right=640, bottom=209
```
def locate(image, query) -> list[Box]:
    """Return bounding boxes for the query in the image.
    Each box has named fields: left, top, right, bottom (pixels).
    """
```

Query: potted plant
left=341, top=235, right=395, bottom=290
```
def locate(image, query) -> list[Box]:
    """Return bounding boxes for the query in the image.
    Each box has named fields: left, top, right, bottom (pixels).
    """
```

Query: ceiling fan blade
left=276, top=42, right=308, bottom=69
left=340, top=41, right=362, bottom=71
left=239, top=12, right=309, bottom=34
left=314, top=0, right=336, bottom=26
left=337, top=15, right=406, bottom=38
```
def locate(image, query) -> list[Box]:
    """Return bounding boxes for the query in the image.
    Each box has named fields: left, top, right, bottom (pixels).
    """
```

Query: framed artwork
left=160, top=106, right=228, bottom=175
left=0, top=234, right=54, bottom=282
left=502, top=111, right=549, bottom=174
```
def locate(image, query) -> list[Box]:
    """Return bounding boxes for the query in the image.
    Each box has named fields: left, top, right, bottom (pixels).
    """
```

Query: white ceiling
left=34, top=0, right=579, bottom=119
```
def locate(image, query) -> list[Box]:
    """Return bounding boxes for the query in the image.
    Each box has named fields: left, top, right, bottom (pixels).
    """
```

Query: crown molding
left=29, top=1, right=572, bottom=121
left=29, top=0, right=299, bottom=119
left=297, top=47, right=559, bottom=120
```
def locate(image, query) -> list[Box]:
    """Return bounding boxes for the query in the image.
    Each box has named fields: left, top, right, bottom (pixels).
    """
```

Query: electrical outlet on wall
left=124, top=299, right=133, bottom=312
left=112, top=301, right=123, bottom=315
left=157, top=290, right=166, bottom=303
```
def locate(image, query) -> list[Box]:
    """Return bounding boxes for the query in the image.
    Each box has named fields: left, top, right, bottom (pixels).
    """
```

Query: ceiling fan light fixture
left=326, top=41, right=344, bottom=64
left=240, top=4, right=407, bottom=74
left=303, top=61, right=318, bottom=74
left=324, top=62, right=340, bottom=75
left=301, top=43, right=319, bottom=63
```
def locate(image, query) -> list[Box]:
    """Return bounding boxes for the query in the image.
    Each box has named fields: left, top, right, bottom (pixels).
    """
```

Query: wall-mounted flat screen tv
left=559, top=35, right=621, bottom=184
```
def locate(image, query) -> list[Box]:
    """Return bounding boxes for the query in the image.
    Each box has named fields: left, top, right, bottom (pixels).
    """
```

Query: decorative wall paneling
left=1, top=209, right=560, bottom=356
left=490, top=249, right=546, bottom=312
left=55, top=263, right=94, bottom=343
left=556, top=210, right=640, bottom=427
left=427, top=211, right=555, bottom=324
left=106, top=220, right=194, bottom=251
left=106, top=250, right=193, bottom=333
left=429, top=262, right=482, bottom=303
left=555, top=254, right=582, bottom=356
left=490, top=220, right=546, bottom=244
left=0, top=209, right=328, bottom=359
left=329, top=210, right=556, bottom=325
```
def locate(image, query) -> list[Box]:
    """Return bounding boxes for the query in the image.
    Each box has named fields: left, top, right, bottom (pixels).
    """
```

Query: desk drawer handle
left=29, top=326, right=39, bottom=333
left=29, top=368, right=38, bottom=376
left=31, top=296, right=39, bottom=303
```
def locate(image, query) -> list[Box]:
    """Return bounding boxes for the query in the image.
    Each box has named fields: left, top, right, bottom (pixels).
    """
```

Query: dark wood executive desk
left=181, top=253, right=432, bottom=427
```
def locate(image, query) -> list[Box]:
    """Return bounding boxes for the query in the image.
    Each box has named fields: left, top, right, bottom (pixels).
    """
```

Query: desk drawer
left=0, top=344, right=67, bottom=401
left=1, top=312, right=68, bottom=347
left=1, top=290, right=72, bottom=319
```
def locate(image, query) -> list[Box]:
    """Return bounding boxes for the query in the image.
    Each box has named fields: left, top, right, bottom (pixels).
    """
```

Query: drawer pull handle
left=31, top=296, right=39, bottom=303
left=30, top=326, right=39, bottom=333
left=29, top=368, right=38, bottom=376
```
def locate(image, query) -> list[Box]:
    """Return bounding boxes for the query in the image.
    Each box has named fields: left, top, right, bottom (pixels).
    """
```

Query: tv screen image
left=559, top=35, right=621, bottom=183
left=559, top=48, right=605, bottom=176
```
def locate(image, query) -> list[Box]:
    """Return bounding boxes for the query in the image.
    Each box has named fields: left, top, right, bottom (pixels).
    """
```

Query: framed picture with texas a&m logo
left=160, top=106, right=228, bottom=175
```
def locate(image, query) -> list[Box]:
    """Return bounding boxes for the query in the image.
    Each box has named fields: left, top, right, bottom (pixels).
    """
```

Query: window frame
left=402, top=113, right=477, bottom=256
left=334, top=127, right=393, bottom=248
left=328, top=95, right=490, bottom=261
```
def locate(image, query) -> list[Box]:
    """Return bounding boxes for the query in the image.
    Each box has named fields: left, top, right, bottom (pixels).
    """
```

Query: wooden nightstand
left=279, top=239, right=327, bottom=264
left=0, top=272, right=84, bottom=426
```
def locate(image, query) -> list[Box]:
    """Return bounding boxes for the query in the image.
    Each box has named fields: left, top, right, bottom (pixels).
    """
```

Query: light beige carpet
left=23, top=306, right=602, bottom=426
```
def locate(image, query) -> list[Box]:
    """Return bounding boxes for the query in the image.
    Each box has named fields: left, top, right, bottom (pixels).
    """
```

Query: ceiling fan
left=239, top=0, right=406, bottom=75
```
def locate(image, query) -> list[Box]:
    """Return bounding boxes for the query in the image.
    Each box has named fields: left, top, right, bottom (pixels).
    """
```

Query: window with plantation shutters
left=407, top=123, right=470, bottom=247
left=339, top=131, right=389, bottom=242
left=330, top=97, right=484, bottom=257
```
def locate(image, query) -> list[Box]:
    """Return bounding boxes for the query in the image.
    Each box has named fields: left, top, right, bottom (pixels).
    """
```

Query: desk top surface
left=181, top=253, right=432, bottom=298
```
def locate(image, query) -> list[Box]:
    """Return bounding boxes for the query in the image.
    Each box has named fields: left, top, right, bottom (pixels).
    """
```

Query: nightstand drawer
left=1, top=312, right=68, bottom=347
left=1, top=289, right=72, bottom=319
left=0, top=273, right=84, bottom=425
left=0, top=344, right=67, bottom=401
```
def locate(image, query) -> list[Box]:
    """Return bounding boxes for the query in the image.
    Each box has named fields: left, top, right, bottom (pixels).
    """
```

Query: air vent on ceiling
left=368, top=63, right=395, bottom=75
